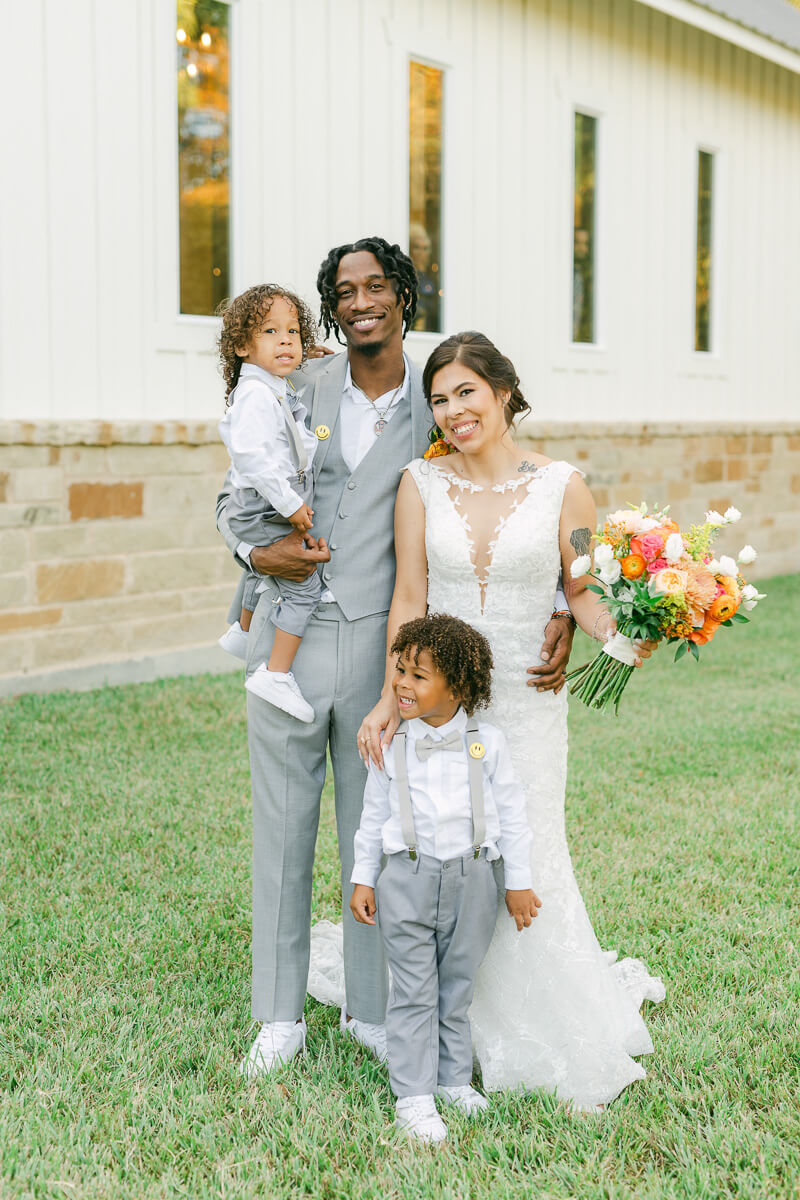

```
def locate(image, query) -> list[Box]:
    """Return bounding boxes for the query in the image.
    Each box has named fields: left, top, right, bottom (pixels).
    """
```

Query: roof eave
left=633, top=0, right=800, bottom=74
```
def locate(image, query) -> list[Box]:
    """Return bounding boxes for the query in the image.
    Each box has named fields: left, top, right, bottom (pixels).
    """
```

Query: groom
left=216, top=236, right=575, bottom=1075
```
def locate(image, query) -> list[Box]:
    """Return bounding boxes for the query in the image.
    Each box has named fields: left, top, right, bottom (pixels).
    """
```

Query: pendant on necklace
left=374, top=418, right=387, bottom=434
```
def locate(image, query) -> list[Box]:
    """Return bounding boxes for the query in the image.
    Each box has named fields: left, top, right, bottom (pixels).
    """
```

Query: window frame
left=154, top=0, right=239, bottom=352
left=407, top=55, right=447, bottom=339
left=692, top=142, right=719, bottom=358
left=569, top=104, right=604, bottom=352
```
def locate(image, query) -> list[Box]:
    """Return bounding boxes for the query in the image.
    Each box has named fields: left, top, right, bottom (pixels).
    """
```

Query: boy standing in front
left=350, top=614, right=541, bottom=1143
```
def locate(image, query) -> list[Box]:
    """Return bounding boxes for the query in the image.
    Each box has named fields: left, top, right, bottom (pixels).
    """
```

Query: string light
left=186, top=62, right=198, bottom=77
left=176, top=28, right=187, bottom=43
left=200, top=32, right=212, bottom=47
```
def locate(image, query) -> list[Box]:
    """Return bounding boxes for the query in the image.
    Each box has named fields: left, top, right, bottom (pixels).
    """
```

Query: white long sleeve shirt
left=218, top=363, right=319, bottom=520
left=351, top=708, right=533, bottom=890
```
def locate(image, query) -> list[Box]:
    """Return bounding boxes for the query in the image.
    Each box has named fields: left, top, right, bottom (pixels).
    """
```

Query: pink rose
left=629, top=533, right=665, bottom=562
left=646, top=557, right=668, bottom=573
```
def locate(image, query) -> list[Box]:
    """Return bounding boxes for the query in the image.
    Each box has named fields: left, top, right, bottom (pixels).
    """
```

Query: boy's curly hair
left=391, top=613, right=493, bottom=717
left=216, top=284, right=317, bottom=400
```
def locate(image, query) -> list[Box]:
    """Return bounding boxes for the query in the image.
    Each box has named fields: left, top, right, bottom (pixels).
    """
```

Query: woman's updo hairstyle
left=422, top=331, right=531, bottom=428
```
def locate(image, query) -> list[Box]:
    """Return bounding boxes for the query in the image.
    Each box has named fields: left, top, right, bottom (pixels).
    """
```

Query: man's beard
left=352, top=336, right=383, bottom=359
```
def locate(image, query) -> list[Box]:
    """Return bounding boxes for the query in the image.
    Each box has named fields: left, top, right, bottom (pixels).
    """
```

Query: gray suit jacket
left=216, top=351, right=431, bottom=621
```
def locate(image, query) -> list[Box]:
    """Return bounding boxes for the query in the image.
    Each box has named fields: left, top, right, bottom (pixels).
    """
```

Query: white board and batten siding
left=2, top=0, right=799, bottom=426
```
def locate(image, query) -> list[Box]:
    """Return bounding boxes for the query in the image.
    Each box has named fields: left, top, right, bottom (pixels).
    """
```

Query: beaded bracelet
left=592, top=611, right=612, bottom=642
left=550, top=609, right=576, bottom=626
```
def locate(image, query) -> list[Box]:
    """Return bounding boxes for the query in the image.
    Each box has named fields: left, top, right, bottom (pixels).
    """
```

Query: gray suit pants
left=376, top=849, right=501, bottom=1098
left=246, top=594, right=389, bottom=1024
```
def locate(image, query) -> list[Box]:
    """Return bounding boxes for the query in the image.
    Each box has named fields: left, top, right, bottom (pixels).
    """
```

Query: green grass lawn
left=1, top=574, right=798, bottom=1200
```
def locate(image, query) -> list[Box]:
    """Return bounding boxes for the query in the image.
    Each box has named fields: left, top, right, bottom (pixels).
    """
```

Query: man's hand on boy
left=505, top=888, right=542, bottom=930
left=249, top=530, right=330, bottom=580
left=289, top=502, right=314, bottom=533
left=350, top=884, right=377, bottom=926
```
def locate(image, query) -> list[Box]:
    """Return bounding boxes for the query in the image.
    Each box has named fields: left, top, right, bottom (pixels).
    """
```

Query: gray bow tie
left=415, top=729, right=463, bottom=761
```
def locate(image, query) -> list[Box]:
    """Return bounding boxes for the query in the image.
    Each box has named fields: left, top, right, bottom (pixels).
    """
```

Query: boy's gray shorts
left=227, top=475, right=322, bottom=638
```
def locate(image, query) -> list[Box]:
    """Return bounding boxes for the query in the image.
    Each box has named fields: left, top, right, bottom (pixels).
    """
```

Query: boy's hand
left=289, top=503, right=314, bottom=533
left=350, top=885, right=377, bottom=926
left=505, top=888, right=542, bottom=931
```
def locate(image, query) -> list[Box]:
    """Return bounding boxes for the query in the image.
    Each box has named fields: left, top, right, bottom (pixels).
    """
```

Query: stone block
left=0, top=472, right=7, bottom=502
left=128, top=609, right=224, bottom=654
left=667, top=481, right=691, bottom=501
left=30, top=525, right=91, bottom=560
left=0, top=636, right=31, bottom=676
left=181, top=583, right=240, bottom=612
left=126, top=548, right=226, bottom=595
left=31, top=624, right=128, bottom=670
left=787, top=435, right=800, bottom=452
left=725, top=436, right=747, bottom=455
left=0, top=446, right=53, bottom=469
left=0, top=529, right=29, bottom=564
left=0, top=607, right=62, bottom=634
left=106, top=443, right=228, bottom=477
left=69, top=481, right=144, bottom=521
left=0, top=504, right=61, bottom=529
left=142, top=475, right=215, bottom=518
left=61, top=447, right=110, bottom=475
left=11, top=468, right=63, bottom=503
left=791, top=475, right=800, bottom=494
left=36, top=560, right=125, bottom=604
left=693, top=460, right=723, bottom=484
left=726, top=459, right=746, bottom=481
left=0, top=574, right=30, bottom=607
left=750, top=435, right=773, bottom=454
left=58, top=591, right=179, bottom=628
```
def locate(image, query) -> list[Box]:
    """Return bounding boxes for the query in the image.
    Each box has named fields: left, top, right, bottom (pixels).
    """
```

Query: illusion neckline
left=427, top=458, right=555, bottom=494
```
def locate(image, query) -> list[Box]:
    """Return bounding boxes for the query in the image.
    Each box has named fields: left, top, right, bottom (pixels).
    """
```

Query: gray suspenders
left=392, top=717, right=487, bottom=860
left=230, top=377, right=309, bottom=483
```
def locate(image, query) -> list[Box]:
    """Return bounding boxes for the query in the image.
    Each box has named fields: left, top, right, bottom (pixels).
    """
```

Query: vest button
left=347, top=481, right=357, bottom=490
left=329, top=543, right=338, bottom=551
left=338, top=511, right=349, bottom=519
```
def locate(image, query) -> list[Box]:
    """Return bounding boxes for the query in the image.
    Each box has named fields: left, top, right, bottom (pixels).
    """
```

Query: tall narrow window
left=176, top=1, right=230, bottom=316
left=695, top=150, right=714, bottom=352
left=572, top=112, right=597, bottom=344
left=409, top=62, right=443, bottom=332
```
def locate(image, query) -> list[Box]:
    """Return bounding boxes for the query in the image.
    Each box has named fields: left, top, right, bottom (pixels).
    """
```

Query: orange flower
left=708, top=591, right=739, bottom=622
left=650, top=567, right=688, bottom=597
left=620, top=553, right=646, bottom=579
left=423, top=438, right=454, bottom=460
left=684, top=561, right=717, bottom=612
left=689, top=616, right=719, bottom=645
left=718, top=575, right=741, bottom=601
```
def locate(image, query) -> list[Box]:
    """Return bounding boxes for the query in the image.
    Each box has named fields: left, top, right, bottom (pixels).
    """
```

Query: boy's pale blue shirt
left=352, top=707, right=533, bottom=890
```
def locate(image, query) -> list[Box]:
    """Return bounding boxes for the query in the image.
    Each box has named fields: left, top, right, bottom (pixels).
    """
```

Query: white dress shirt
left=351, top=708, right=533, bottom=890
left=219, top=363, right=318, bottom=520
left=339, top=356, right=410, bottom=473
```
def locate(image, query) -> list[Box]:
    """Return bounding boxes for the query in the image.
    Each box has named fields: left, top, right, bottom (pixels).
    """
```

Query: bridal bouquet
left=566, top=503, right=765, bottom=713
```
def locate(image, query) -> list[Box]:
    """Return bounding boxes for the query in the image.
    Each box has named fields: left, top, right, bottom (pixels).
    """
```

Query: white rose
left=741, top=584, right=766, bottom=602
left=719, top=555, right=738, bottom=577
left=639, top=517, right=660, bottom=532
left=743, top=600, right=757, bottom=611
left=724, top=506, right=742, bottom=523
left=738, top=544, right=757, bottom=565
left=664, top=533, right=685, bottom=564
left=598, top=560, right=622, bottom=586
left=706, top=558, right=721, bottom=574
left=570, top=555, right=592, bottom=578
left=705, top=510, right=725, bottom=526
left=594, top=542, right=614, bottom=568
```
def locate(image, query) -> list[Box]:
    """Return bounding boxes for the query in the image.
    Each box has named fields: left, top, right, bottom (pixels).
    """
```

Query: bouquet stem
left=566, top=627, right=636, bottom=714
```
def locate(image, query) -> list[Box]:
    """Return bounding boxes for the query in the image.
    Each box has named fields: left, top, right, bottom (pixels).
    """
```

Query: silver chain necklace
left=354, top=381, right=402, bottom=434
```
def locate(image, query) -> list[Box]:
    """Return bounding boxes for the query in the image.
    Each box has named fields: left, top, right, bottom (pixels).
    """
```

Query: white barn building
left=1, top=0, right=799, bottom=694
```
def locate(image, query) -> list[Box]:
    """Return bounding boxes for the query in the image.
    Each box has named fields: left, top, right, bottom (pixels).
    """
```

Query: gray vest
left=298, top=353, right=430, bottom=621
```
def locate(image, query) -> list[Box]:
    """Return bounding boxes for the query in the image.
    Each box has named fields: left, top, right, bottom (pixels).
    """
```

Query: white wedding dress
left=309, top=457, right=665, bottom=1108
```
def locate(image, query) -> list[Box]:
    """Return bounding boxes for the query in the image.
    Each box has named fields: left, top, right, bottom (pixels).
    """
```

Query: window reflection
left=572, top=112, right=596, bottom=344
left=176, top=1, right=230, bottom=316
left=409, top=62, right=443, bottom=332
left=695, top=150, right=713, bottom=352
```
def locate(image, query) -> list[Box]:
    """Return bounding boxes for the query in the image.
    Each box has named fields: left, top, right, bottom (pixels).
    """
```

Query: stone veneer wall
left=1, top=420, right=798, bottom=696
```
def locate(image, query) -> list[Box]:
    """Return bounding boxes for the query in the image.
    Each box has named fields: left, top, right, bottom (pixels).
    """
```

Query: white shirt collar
left=407, top=707, right=467, bottom=741
left=343, top=355, right=410, bottom=408
left=240, top=363, right=289, bottom=398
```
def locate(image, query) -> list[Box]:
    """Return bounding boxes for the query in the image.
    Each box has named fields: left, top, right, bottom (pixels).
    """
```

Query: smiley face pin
left=315, top=424, right=330, bottom=441
left=468, top=741, right=485, bottom=760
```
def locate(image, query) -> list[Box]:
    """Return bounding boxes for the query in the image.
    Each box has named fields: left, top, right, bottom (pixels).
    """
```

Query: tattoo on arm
left=570, top=527, right=591, bottom=557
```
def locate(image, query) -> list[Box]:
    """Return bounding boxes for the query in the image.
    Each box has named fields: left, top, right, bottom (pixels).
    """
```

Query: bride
left=351, top=330, right=665, bottom=1109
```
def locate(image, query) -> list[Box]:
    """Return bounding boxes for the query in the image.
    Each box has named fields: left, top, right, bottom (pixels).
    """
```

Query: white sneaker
left=239, top=1018, right=306, bottom=1078
left=436, top=1084, right=490, bottom=1115
left=218, top=621, right=249, bottom=660
left=395, top=1095, right=447, bottom=1143
left=339, top=1007, right=388, bottom=1062
left=244, top=666, right=314, bottom=723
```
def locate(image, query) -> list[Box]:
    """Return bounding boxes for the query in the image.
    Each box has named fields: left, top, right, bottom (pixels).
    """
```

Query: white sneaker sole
left=218, top=629, right=249, bottom=660
left=244, top=673, right=315, bottom=723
